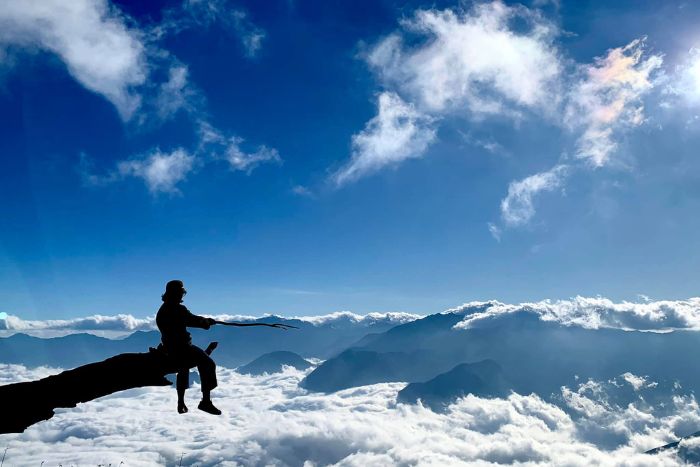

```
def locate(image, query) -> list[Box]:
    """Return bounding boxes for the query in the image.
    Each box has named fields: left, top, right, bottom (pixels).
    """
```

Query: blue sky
left=2, top=0, right=700, bottom=319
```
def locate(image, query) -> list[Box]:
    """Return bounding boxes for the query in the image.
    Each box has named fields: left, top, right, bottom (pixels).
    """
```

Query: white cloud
left=0, top=0, right=147, bottom=119
left=0, top=365, right=689, bottom=466
left=154, top=64, right=200, bottom=121
left=500, top=164, right=568, bottom=226
left=0, top=313, right=155, bottom=336
left=555, top=374, right=695, bottom=451
left=333, top=92, right=436, bottom=185
left=450, top=296, right=700, bottom=332
left=0, top=364, right=62, bottom=385
left=228, top=9, right=265, bottom=58
left=81, top=148, right=199, bottom=195
left=116, top=148, right=196, bottom=194
left=566, top=38, right=663, bottom=167
left=622, top=372, right=655, bottom=391
left=82, top=120, right=282, bottom=194
left=196, top=121, right=282, bottom=173
left=224, top=137, right=281, bottom=173
left=293, top=310, right=419, bottom=327
left=333, top=2, right=562, bottom=185
left=488, top=222, right=502, bottom=241
left=367, top=3, right=562, bottom=117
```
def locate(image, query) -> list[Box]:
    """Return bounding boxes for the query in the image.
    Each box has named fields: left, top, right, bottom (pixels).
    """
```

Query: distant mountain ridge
left=0, top=311, right=420, bottom=337
left=237, top=351, right=312, bottom=375
left=302, top=303, right=700, bottom=401
left=397, top=360, right=510, bottom=410
left=0, top=314, right=419, bottom=369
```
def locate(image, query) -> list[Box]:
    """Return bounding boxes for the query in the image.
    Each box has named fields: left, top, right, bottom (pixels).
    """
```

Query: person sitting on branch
left=156, top=280, right=221, bottom=415
left=156, top=280, right=298, bottom=415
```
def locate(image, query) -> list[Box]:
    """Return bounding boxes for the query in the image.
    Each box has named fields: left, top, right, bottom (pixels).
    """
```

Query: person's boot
left=198, top=399, right=222, bottom=415
left=177, top=401, right=188, bottom=414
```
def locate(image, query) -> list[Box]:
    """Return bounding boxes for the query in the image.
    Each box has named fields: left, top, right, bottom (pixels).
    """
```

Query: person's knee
left=199, top=354, right=215, bottom=371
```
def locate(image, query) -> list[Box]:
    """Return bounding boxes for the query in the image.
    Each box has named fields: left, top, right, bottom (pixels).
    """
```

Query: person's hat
left=164, top=280, right=186, bottom=295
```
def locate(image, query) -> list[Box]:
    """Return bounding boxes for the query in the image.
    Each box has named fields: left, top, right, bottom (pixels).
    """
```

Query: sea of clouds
left=0, top=364, right=697, bottom=466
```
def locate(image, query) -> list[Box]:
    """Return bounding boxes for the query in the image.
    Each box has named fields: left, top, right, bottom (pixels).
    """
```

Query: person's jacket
left=156, top=301, right=210, bottom=350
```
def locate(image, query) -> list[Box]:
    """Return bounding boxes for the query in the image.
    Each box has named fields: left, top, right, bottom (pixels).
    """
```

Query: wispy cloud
left=333, top=92, right=435, bottom=185
left=567, top=38, right=663, bottom=167
left=82, top=125, right=281, bottom=194
left=495, top=38, right=662, bottom=231
left=663, top=47, right=700, bottom=109
left=116, top=148, right=196, bottom=194
left=82, top=148, right=196, bottom=194
left=488, top=222, right=502, bottom=242
left=460, top=131, right=509, bottom=157
left=198, top=123, right=282, bottom=173
left=291, top=185, right=314, bottom=197
left=0, top=0, right=278, bottom=195
left=0, top=0, right=147, bottom=119
left=153, top=64, right=201, bottom=121
left=500, top=164, right=568, bottom=227
left=158, top=0, right=266, bottom=58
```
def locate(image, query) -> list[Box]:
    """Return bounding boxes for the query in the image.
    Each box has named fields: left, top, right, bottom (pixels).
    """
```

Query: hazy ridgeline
left=4, top=300, right=700, bottom=407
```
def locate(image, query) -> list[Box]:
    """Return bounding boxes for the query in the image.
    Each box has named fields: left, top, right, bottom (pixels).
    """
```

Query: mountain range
left=0, top=314, right=414, bottom=369
left=302, top=303, right=700, bottom=402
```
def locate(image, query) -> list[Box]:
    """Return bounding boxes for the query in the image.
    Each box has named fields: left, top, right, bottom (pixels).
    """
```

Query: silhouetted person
left=156, top=280, right=221, bottom=415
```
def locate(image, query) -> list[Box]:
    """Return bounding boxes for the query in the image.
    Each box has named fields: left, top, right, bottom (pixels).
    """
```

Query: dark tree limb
left=0, top=350, right=178, bottom=434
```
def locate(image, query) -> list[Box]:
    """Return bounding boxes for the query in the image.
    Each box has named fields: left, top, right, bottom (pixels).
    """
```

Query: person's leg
left=189, top=346, right=220, bottom=415
left=176, top=369, right=189, bottom=413
left=167, top=346, right=195, bottom=414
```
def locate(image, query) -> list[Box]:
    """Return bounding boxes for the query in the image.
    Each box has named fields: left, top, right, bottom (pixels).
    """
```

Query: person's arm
left=183, top=306, right=215, bottom=330
left=219, top=322, right=263, bottom=327
left=212, top=320, right=298, bottom=330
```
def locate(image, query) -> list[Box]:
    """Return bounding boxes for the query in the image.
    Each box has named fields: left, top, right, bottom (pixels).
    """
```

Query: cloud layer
left=0, top=310, right=420, bottom=336
left=0, top=365, right=690, bottom=465
left=451, top=296, right=700, bottom=332
left=5, top=295, right=700, bottom=337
